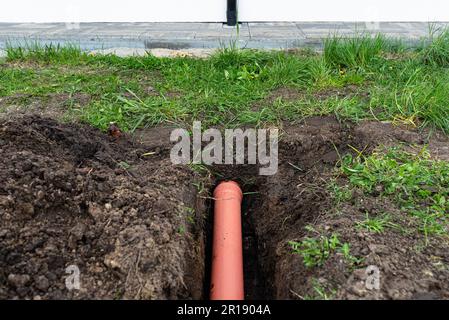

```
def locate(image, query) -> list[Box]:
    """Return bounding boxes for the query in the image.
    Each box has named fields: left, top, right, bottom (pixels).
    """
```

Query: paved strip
left=0, top=22, right=447, bottom=55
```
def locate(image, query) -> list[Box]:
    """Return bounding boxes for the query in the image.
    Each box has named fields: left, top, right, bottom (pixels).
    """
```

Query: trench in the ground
left=184, top=120, right=380, bottom=299
left=195, top=145, right=358, bottom=298
left=241, top=181, right=272, bottom=299
left=4, top=115, right=438, bottom=299
left=198, top=170, right=273, bottom=300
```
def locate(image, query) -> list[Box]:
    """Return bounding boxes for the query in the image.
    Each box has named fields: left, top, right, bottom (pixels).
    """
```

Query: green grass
left=1, top=32, right=449, bottom=133
left=324, top=34, right=403, bottom=69
left=420, top=28, right=449, bottom=67
left=5, top=43, right=83, bottom=64
left=356, top=212, right=399, bottom=233
left=328, top=181, right=352, bottom=206
left=304, top=279, right=337, bottom=300
left=288, top=228, right=359, bottom=268
left=339, top=148, right=449, bottom=242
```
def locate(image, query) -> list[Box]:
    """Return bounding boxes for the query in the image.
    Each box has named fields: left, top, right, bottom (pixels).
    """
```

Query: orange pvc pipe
left=210, top=181, right=244, bottom=300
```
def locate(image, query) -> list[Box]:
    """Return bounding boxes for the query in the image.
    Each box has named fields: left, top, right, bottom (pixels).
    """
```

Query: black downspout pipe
left=227, top=0, right=237, bottom=26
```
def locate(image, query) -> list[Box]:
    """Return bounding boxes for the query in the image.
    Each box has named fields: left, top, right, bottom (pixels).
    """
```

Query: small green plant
left=304, top=279, right=337, bottom=300
left=118, top=161, right=131, bottom=170
left=328, top=181, right=352, bottom=205
left=356, top=212, right=395, bottom=233
left=188, top=163, right=211, bottom=176
left=289, top=232, right=358, bottom=268
left=237, top=63, right=265, bottom=81
left=183, top=207, right=196, bottom=225
left=178, top=225, right=185, bottom=234
left=192, top=181, right=208, bottom=196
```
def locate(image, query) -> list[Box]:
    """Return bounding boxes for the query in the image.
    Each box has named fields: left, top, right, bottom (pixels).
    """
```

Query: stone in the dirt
left=8, top=274, right=31, bottom=288
left=70, top=222, right=87, bottom=241
left=18, top=203, right=34, bottom=217
left=368, top=244, right=388, bottom=254
left=104, top=256, right=121, bottom=270
left=0, top=195, right=13, bottom=207
left=160, top=231, right=171, bottom=243
left=387, top=288, right=401, bottom=299
left=36, top=190, right=45, bottom=200
left=35, top=275, right=50, bottom=291
left=352, top=268, right=368, bottom=281
left=87, top=203, right=103, bottom=221
left=68, top=222, right=87, bottom=248
left=349, top=281, right=368, bottom=297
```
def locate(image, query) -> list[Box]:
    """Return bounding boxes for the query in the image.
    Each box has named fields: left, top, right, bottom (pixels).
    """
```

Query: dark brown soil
left=0, top=115, right=209, bottom=299
left=1, top=114, right=448, bottom=300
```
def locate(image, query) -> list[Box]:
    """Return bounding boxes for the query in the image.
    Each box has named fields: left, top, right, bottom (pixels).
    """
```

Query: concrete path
left=0, top=22, right=448, bottom=56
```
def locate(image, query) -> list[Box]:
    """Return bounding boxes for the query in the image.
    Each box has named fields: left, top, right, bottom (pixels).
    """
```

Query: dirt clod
left=0, top=115, right=209, bottom=299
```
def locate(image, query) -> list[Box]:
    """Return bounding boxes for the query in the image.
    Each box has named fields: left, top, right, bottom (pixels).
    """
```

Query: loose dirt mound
left=0, top=115, right=208, bottom=299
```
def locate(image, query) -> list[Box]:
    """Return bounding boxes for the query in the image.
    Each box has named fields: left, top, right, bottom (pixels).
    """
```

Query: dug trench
left=1, top=114, right=449, bottom=299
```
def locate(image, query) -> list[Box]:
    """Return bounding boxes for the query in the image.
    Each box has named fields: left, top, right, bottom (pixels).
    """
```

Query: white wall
left=239, top=0, right=449, bottom=21
left=0, top=0, right=226, bottom=22
left=0, top=0, right=448, bottom=22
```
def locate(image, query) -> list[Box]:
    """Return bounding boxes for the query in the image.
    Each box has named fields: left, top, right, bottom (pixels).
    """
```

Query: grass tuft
left=420, top=29, right=449, bottom=67
left=324, top=34, right=402, bottom=69
left=6, top=43, right=84, bottom=64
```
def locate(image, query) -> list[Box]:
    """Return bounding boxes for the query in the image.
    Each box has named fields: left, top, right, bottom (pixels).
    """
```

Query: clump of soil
left=0, top=115, right=209, bottom=299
